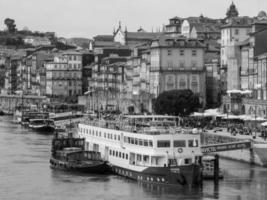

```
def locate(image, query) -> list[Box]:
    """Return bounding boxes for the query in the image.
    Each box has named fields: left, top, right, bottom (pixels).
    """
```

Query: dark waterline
left=1, top=116, right=267, bottom=200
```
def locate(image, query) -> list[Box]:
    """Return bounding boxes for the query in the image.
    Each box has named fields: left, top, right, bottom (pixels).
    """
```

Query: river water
left=1, top=116, right=267, bottom=200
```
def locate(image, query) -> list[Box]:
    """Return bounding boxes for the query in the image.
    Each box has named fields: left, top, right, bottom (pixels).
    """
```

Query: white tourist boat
left=78, top=115, right=203, bottom=186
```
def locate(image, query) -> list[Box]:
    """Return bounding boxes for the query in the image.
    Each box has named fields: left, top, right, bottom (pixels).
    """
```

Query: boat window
left=138, top=139, right=143, bottom=146
left=144, top=140, right=148, bottom=146
left=130, top=138, right=134, bottom=144
left=174, top=140, right=186, bottom=147
left=134, top=138, right=138, bottom=145
left=143, top=155, right=149, bottom=162
left=149, top=140, right=153, bottom=147
left=114, top=135, right=117, bottom=140
left=126, top=154, right=128, bottom=159
left=157, top=140, right=170, bottom=148
left=137, top=154, right=142, bottom=161
left=188, top=139, right=199, bottom=147
left=119, top=152, right=121, bottom=158
left=184, top=158, right=192, bottom=164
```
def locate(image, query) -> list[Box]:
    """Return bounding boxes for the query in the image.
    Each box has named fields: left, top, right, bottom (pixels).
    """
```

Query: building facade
left=45, top=51, right=82, bottom=101
left=150, top=35, right=206, bottom=106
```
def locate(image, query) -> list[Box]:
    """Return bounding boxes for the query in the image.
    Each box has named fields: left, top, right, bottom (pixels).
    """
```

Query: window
left=126, top=154, right=128, bottom=159
left=118, top=135, right=120, bottom=140
left=114, top=135, right=117, bottom=140
left=167, top=49, right=172, bottom=56
left=104, top=133, right=106, bottom=138
left=116, top=151, right=118, bottom=157
left=192, top=49, right=197, bottom=56
left=184, top=158, right=192, bottom=164
left=109, top=150, right=112, bottom=155
left=180, top=49, right=184, bottom=56
left=188, top=139, right=199, bottom=147
left=69, top=56, right=72, bottom=60
left=122, top=153, right=125, bottom=159
left=135, top=138, right=138, bottom=145
left=157, top=140, right=170, bottom=148
left=144, top=140, right=148, bottom=146
left=113, top=150, right=115, bottom=156
left=74, top=55, right=77, bottom=61
left=235, top=29, right=239, bottom=35
left=119, top=152, right=121, bottom=158
left=149, top=140, right=153, bottom=147
left=138, top=139, right=143, bottom=146
left=174, top=140, right=186, bottom=147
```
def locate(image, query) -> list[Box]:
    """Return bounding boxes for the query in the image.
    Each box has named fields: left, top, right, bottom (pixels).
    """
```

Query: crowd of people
left=180, top=116, right=267, bottom=140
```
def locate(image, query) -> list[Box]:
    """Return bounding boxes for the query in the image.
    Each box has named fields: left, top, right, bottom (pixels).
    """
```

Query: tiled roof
left=236, top=38, right=250, bottom=46
left=191, top=23, right=220, bottom=33
left=153, top=35, right=205, bottom=48
left=93, top=35, right=114, bottom=41
left=221, top=16, right=254, bottom=28
left=257, top=52, right=267, bottom=58
left=126, top=32, right=162, bottom=40
left=94, top=41, right=121, bottom=47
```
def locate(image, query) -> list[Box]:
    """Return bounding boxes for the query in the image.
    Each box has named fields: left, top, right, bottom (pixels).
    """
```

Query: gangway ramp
left=201, top=140, right=251, bottom=154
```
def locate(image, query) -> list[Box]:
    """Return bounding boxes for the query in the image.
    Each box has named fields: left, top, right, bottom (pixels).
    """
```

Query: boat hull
left=30, top=126, right=55, bottom=133
left=49, top=158, right=110, bottom=174
left=110, top=164, right=202, bottom=186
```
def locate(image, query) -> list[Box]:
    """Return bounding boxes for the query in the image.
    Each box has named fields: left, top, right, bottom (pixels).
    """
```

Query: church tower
left=226, top=2, right=239, bottom=19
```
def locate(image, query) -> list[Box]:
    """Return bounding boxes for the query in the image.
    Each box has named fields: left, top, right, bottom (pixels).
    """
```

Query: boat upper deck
left=80, top=115, right=200, bottom=136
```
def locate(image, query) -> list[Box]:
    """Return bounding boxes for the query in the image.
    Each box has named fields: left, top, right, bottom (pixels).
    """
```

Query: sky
left=0, top=0, right=266, bottom=39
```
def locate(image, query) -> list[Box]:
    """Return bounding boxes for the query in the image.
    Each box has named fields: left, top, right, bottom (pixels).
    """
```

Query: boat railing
left=80, top=118, right=201, bottom=135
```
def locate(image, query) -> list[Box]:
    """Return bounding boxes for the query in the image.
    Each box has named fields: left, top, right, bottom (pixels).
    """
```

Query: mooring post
left=214, top=154, right=219, bottom=184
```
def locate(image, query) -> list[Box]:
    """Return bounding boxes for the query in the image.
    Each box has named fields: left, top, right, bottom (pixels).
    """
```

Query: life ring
left=178, top=148, right=183, bottom=153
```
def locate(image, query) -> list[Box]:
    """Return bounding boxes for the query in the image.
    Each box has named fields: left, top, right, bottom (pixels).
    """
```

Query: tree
left=4, top=18, right=16, bottom=33
left=154, top=89, right=200, bottom=116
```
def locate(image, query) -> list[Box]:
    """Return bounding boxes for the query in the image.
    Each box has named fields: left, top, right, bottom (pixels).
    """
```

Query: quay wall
left=201, top=132, right=264, bottom=166
left=0, top=95, right=47, bottom=114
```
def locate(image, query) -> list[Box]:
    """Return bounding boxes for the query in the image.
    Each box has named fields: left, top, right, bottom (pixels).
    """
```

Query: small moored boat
left=50, top=133, right=109, bottom=173
left=29, top=118, right=55, bottom=133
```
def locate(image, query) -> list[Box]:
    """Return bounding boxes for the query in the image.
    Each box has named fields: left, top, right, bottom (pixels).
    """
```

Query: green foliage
left=154, top=89, right=200, bottom=116
left=5, top=36, right=24, bottom=46
left=4, top=18, right=16, bottom=33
